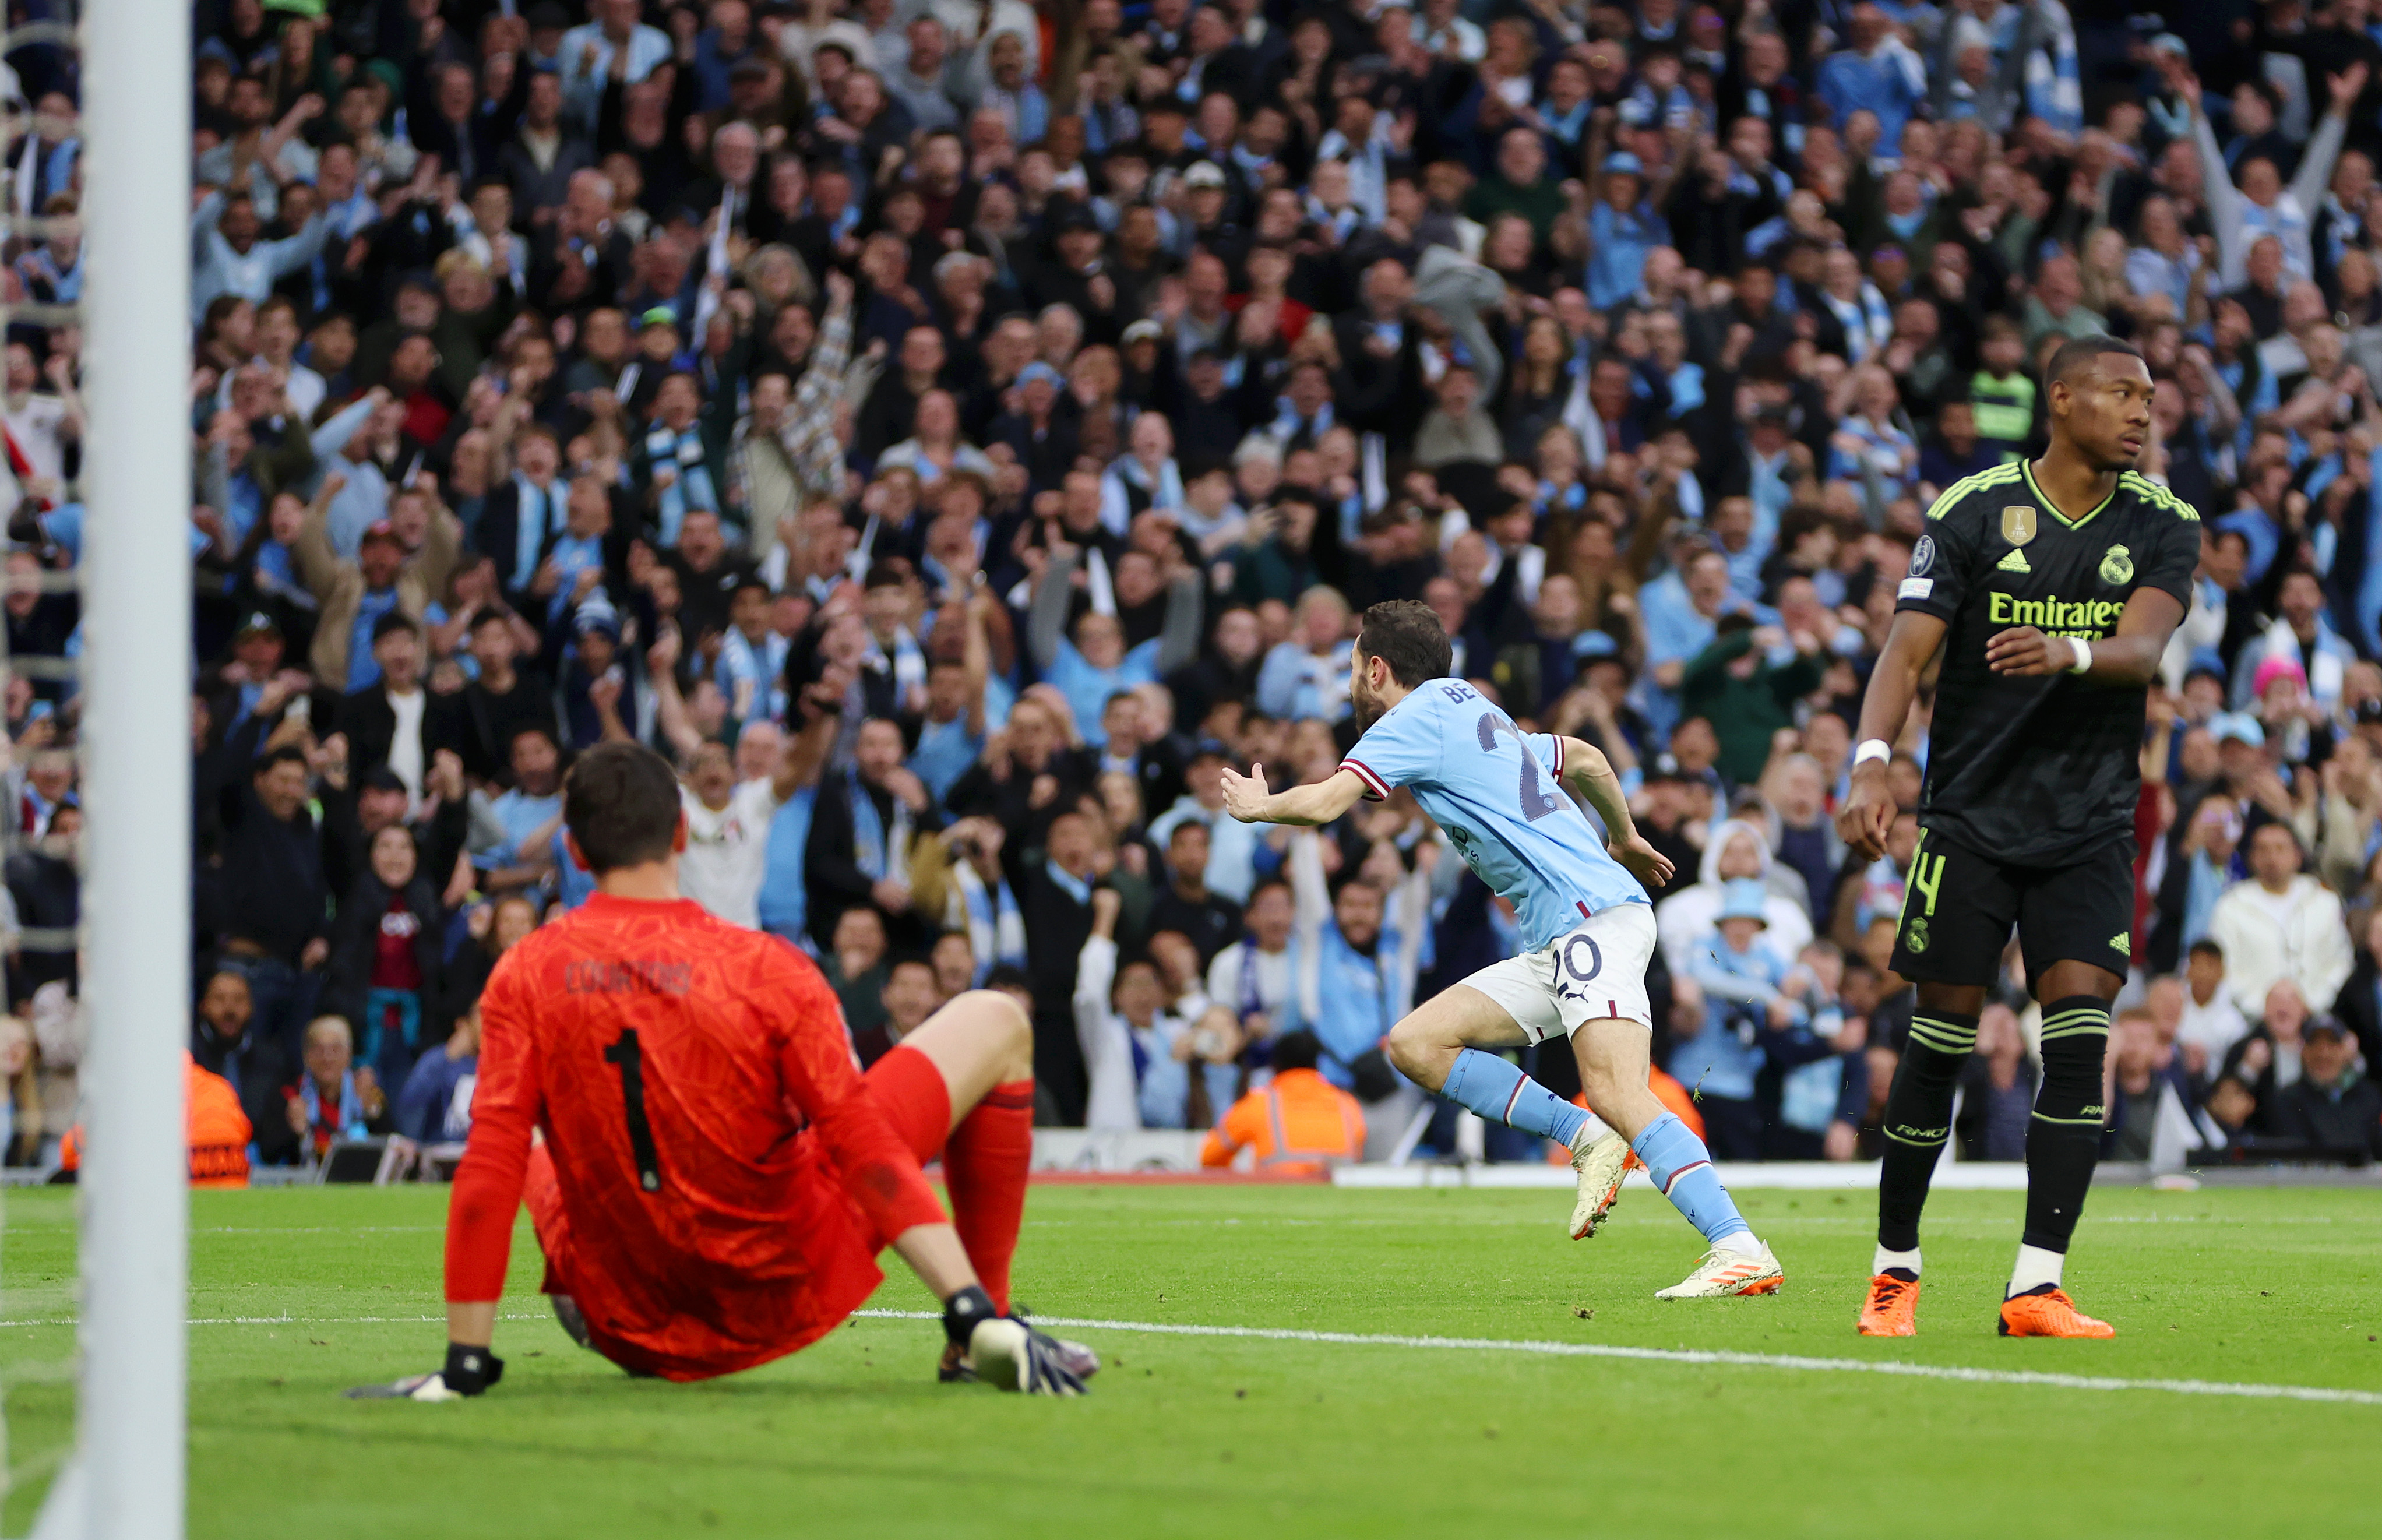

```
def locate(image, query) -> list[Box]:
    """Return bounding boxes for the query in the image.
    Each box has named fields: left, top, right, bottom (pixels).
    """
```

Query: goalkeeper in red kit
left=351, top=743, right=1091, bottom=1398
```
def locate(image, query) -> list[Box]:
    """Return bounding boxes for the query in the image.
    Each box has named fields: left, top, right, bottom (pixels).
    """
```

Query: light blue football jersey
left=1338, top=678, right=1648, bottom=951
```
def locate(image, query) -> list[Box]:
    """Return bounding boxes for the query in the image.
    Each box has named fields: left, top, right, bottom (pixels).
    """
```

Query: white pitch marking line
left=5, top=1309, right=2377, bottom=1408
left=851, top=1310, right=2382, bottom=1407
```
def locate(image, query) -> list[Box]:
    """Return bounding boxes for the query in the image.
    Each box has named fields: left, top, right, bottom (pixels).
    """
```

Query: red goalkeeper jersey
left=444, top=893, right=947, bottom=1372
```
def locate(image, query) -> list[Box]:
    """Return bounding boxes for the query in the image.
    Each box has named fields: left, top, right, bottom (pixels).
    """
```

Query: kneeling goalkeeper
left=354, top=743, right=1090, bottom=1399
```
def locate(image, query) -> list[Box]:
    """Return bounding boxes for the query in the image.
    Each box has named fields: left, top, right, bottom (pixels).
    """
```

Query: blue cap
left=2207, top=711, right=2265, bottom=749
left=1573, top=630, right=1620, bottom=660
left=574, top=593, right=621, bottom=640
left=2185, top=646, right=2227, bottom=682
left=1017, top=361, right=1063, bottom=390
left=1719, top=878, right=1770, bottom=925
left=1602, top=151, right=1645, bottom=178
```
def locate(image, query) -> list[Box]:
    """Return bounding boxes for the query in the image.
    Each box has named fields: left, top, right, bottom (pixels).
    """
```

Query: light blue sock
left=1631, top=1113, right=1754, bottom=1248
left=1442, top=1048, right=1590, bottom=1146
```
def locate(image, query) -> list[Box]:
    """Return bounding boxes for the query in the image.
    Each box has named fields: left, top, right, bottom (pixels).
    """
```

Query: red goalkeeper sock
left=943, top=1081, right=1033, bottom=1314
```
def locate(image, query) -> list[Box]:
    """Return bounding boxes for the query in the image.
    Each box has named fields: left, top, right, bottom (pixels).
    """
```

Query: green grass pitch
left=4, top=1182, right=2380, bottom=1538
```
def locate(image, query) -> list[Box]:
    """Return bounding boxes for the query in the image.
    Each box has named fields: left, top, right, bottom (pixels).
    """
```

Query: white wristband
left=2067, top=637, right=2094, bottom=674
left=1852, top=739, right=1891, bottom=770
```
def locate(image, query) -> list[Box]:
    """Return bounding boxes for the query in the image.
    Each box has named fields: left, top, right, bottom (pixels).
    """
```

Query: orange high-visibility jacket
left=1201, top=1069, right=1366, bottom=1175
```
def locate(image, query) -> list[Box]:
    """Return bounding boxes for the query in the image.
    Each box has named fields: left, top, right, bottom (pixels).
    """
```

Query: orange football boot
left=1997, top=1288, right=2116, bottom=1338
left=1856, top=1274, right=1921, bottom=1337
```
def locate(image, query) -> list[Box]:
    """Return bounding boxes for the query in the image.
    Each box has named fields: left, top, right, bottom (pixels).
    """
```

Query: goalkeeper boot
left=1654, top=1241, right=1784, bottom=1299
left=1997, top=1287, right=2115, bottom=1339
left=1567, top=1125, right=1630, bottom=1239
left=1857, top=1273, right=1921, bottom=1337
left=551, top=1294, right=593, bottom=1351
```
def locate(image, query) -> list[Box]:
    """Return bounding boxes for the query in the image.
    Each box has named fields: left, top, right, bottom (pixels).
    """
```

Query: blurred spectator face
left=1101, top=693, right=1145, bottom=753
left=1167, top=822, right=1210, bottom=886
left=688, top=741, right=737, bottom=807
left=1334, top=880, right=1384, bottom=947
left=200, top=972, right=252, bottom=1038
left=304, top=1017, right=354, bottom=1088
left=1496, top=128, right=1544, bottom=188
left=2302, top=1024, right=2353, bottom=1086
left=834, top=907, right=887, bottom=974
left=2265, top=981, right=2308, bottom=1039
left=2205, top=1076, right=2256, bottom=1132
left=1114, top=960, right=1167, bottom=1026
left=493, top=897, right=539, bottom=952
left=512, top=730, right=561, bottom=796
left=1098, top=771, right=1143, bottom=832
left=883, top=961, right=940, bottom=1034
left=2249, top=821, right=2302, bottom=888
left=855, top=718, right=905, bottom=785
left=2112, top=1014, right=2158, bottom=1081
left=1047, top=812, right=1097, bottom=878
left=1298, top=591, right=1345, bottom=652
left=1685, top=551, right=1730, bottom=614
left=1247, top=883, right=1294, bottom=950
left=931, top=932, right=975, bottom=997
left=1074, top=613, right=1126, bottom=669
left=1008, top=699, right=1058, bottom=768
left=374, top=625, right=424, bottom=691
left=370, top=824, right=418, bottom=889
left=735, top=721, right=782, bottom=784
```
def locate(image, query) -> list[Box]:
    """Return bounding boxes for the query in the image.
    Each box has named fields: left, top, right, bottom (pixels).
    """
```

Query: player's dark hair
left=563, top=742, right=683, bottom=873
left=2045, top=334, right=2144, bottom=385
left=1272, top=1030, right=1324, bottom=1073
left=1355, top=599, right=1451, bottom=688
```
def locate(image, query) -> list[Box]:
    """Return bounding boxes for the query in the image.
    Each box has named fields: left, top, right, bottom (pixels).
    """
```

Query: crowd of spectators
left=5, top=0, right=2382, bottom=1170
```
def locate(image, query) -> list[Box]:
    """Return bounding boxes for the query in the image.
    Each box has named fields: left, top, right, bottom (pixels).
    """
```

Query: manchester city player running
left=1221, top=600, right=1782, bottom=1299
left=1839, top=336, right=2197, bottom=1340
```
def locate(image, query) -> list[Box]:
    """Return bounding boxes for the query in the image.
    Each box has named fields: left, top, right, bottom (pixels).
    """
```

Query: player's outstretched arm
left=1839, top=609, right=1948, bottom=859
left=1558, top=736, right=1673, bottom=888
left=1220, top=763, right=1368, bottom=826
left=1984, top=588, right=2186, bottom=685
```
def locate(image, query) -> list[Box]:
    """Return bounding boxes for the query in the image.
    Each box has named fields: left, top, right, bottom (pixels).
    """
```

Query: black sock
left=1875, top=1010, right=1978, bottom=1253
left=2023, top=996, right=2111, bottom=1252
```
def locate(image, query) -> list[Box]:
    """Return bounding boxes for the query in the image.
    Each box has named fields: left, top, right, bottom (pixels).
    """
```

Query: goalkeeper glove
left=345, top=1343, right=506, bottom=1401
left=943, top=1287, right=1088, bottom=1397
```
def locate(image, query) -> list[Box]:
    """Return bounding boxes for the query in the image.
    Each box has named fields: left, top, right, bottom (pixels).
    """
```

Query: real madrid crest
left=2099, top=544, right=2134, bottom=584
left=2000, top=505, right=2038, bottom=546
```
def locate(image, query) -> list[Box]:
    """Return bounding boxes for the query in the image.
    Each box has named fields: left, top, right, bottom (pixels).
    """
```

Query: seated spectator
left=1199, top=1030, right=1365, bottom=1173
left=283, top=1015, right=390, bottom=1164
left=1955, top=1003, right=2037, bottom=1161
left=1674, top=879, right=1823, bottom=1160
left=2176, top=938, right=2250, bottom=1077
left=2205, top=822, right=2353, bottom=1018
left=2224, top=979, right=2314, bottom=1132
left=2268, top=1016, right=2382, bottom=1158
left=395, top=1004, right=480, bottom=1146
left=1656, top=816, right=1814, bottom=975
left=821, top=905, right=891, bottom=1045
left=1255, top=586, right=1354, bottom=724
left=852, top=956, right=943, bottom=1068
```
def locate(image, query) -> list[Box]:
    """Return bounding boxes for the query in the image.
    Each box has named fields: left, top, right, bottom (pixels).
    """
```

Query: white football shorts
left=1458, top=900, right=1657, bottom=1044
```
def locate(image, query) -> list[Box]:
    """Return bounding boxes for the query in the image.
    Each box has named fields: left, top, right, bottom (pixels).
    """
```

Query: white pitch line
left=5, top=1308, right=2377, bottom=1408
left=851, top=1309, right=2382, bottom=1407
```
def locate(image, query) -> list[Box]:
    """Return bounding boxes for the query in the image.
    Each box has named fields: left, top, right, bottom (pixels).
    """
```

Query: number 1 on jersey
left=604, top=1029, right=665, bottom=1193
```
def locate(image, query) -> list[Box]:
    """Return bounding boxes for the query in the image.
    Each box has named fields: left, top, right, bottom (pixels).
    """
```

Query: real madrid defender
left=1838, top=336, right=2197, bottom=1340
left=1221, top=600, right=1783, bottom=1299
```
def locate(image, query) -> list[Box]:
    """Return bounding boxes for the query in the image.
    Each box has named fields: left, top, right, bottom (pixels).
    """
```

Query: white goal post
left=33, top=1, right=195, bottom=1538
